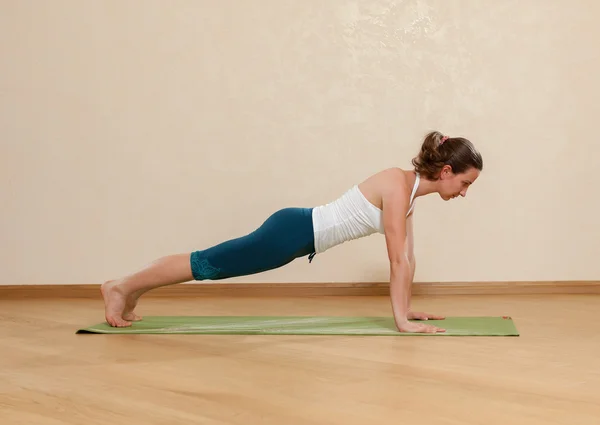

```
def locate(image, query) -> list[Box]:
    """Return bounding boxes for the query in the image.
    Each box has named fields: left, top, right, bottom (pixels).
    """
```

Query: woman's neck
left=406, top=170, right=438, bottom=198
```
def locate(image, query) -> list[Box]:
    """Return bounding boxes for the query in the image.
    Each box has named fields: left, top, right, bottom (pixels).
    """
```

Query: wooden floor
left=1, top=293, right=599, bottom=424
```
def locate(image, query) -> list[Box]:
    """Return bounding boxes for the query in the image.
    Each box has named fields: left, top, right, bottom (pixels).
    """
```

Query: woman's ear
left=440, top=165, right=453, bottom=179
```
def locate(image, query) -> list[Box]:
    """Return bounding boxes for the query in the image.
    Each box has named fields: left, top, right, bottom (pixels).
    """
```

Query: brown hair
left=411, top=131, right=483, bottom=180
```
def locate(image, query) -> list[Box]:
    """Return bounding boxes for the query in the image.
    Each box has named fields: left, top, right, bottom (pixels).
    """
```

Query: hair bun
left=411, top=131, right=482, bottom=179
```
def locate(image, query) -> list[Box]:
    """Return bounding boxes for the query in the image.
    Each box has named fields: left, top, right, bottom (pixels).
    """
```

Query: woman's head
left=411, top=131, right=483, bottom=200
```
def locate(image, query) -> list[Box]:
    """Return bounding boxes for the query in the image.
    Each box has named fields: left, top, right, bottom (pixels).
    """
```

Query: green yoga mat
left=76, top=316, right=519, bottom=336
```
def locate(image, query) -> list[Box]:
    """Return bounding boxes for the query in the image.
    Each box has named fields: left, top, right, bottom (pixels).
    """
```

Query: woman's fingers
left=418, top=323, right=445, bottom=333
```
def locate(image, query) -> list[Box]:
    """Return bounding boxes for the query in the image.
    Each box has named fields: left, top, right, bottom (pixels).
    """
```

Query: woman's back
left=311, top=168, right=418, bottom=254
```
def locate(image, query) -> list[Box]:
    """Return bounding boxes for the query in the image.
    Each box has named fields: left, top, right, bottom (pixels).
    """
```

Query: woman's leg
left=101, top=253, right=193, bottom=327
left=189, top=207, right=315, bottom=281
left=101, top=207, right=315, bottom=327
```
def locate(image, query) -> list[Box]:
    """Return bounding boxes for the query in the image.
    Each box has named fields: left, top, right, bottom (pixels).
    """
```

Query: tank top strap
left=406, top=172, right=420, bottom=216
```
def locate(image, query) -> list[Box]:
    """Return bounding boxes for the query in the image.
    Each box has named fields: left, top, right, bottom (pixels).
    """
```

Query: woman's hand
left=396, top=320, right=445, bottom=334
left=407, top=311, right=445, bottom=321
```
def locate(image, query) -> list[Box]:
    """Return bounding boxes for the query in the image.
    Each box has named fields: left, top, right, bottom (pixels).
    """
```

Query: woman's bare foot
left=122, top=290, right=143, bottom=322
left=100, top=253, right=194, bottom=326
left=100, top=280, right=133, bottom=327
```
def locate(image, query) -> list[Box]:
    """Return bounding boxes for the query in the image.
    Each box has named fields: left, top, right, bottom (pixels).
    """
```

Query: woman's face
left=438, top=166, right=480, bottom=200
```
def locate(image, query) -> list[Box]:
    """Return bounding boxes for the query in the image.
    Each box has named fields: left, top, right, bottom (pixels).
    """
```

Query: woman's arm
left=405, top=211, right=446, bottom=322
left=406, top=213, right=416, bottom=311
left=382, top=172, right=444, bottom=333
left=381, top=173, right=411, bottom=328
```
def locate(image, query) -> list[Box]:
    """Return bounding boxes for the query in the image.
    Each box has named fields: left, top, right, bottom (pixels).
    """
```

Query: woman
left=101, top=131, right=483, bottom=333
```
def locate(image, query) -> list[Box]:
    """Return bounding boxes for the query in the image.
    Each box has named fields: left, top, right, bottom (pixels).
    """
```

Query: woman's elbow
left=389, top=254, right=410, bottom=270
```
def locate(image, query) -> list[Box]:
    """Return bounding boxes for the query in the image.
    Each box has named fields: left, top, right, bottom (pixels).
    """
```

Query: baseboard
left=1, top=281, right=599, bottom=299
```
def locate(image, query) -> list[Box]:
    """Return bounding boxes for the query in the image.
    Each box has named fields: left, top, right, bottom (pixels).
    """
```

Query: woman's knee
left=190, top=250, right=223, bottom=280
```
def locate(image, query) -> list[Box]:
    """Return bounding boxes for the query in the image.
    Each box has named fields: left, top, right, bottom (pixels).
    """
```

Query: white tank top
left=311, top=173, right=420, bottom=254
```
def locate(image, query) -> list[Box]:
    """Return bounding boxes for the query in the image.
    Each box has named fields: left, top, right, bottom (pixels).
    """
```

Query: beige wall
left=2, top=0, right=599, bottom=286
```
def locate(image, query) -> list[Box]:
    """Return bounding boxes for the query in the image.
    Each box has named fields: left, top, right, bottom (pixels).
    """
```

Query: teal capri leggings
left=189, top=207, right=316, bottom=280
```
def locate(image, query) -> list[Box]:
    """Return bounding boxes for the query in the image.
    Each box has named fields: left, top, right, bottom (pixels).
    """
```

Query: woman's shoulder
left=360, top=167, right=412, bottom=191
left=357, top=167, right=412, bottom=209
